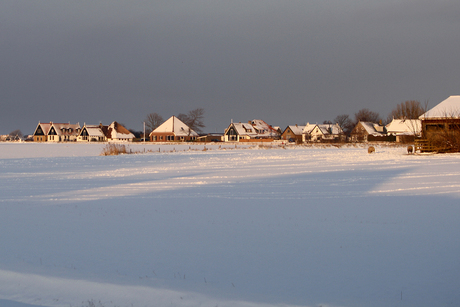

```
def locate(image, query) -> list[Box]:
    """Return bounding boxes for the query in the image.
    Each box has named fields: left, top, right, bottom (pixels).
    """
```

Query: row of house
left=0, top=134, right=24, bottom=142
left=28, top=96, right=460, bottom=145
left=281, top=123, right=346, bottom=143
left=33, top=121, right=135, bottom=142
left=146, top=116, right=420, bottom=144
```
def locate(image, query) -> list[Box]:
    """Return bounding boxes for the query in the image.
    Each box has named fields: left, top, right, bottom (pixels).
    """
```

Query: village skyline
left=2, top=1, right=460, bottom=137
left=1, top=98, right=429, bottom=138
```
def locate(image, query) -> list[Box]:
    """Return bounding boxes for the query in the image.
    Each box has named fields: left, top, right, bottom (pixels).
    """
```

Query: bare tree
left=176, top=113, right=188, bottom=124
left=177, top=108, right=205, bottom=134
left=387, top=100, right=427, bottom=121
left=9, top=129, right=23, bottom=138
left=354, top=108, right=381, bottom=124
left=333, top=114, right=354, bottom=135
left=145, top=113, right=164, bottom=133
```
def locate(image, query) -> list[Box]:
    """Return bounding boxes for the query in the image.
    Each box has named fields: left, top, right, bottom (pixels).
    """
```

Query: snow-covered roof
left=316, top=124, right=343, bottom=135
left=386, top=119, right=421, bottom=135
left=228, top=122, right=258, bottom=137
left=226, top=120, right=278, bottom=138
left=285, top=125, right=305, bottom=135
left=107, top=121, right=135, bottom=140
left=356, top=121, right=386, bottom=136
left=50, top=123, right=81, bottom=136
left=420, top=95, right=460, bottom=119
left=151, top=116, right=199, bottom=137
left=250, top=120, right=278, bottom=135
left=34, top=122, right=52, bottom=135
left=83, top=126, right=106, bottom=137
left=302, top=123, right=343, bottom=135
left=302, top=123, right=317, bottom=134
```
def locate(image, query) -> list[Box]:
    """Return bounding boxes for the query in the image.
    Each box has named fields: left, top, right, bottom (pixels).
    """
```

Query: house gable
left=281, top=125, right=305, bottom=142
left=33, top=122, right=52, bottom=142
left=34, top=124, right=46, bottom=136
left=149, top=116, right=198, bottom=142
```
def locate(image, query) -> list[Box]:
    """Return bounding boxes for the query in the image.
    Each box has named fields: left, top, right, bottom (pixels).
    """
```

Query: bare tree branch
left=177, top=108, right=205, bottom=134
left=333, top=114, right=354, bottom=135
left=354, top=108, right=381, bottom=124
left=387, top=100, right=426, bottom=122
left=145, top=113, right=164, bottom=133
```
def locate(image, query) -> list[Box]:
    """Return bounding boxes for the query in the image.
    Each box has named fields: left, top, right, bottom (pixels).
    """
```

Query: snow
left=1, top=143, right=460, bottom=307
left=421, top=95, right=460, bottom=119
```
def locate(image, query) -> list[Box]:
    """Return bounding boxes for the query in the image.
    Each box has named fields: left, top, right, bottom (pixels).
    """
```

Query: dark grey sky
left=2, top=0, right=460, bottom=135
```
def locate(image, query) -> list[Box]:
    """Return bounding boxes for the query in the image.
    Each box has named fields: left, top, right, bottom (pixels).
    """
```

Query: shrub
left=100, top=144, right=128, bottom=156
left=425, top=129, right=460, bottom=152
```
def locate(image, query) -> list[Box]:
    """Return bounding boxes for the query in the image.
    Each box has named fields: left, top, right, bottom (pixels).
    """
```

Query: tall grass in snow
left=100, top=144, right=128, bottom=156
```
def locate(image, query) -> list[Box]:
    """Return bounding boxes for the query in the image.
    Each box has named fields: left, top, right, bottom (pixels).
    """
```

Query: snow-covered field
left=1, top=143, right=459, bottom=307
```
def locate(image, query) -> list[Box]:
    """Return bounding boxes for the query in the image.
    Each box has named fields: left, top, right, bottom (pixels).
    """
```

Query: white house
left=47, top=122, right=81, bottom=142
left=77, top=124, right=107, bottom=142
left=33, top=122, right=81, bottom=142
left=106, top=121, right=135, bottom=142
left=302, top=123, right=344, bottom=142
left=224, top=119, right=279, bottom=142
left=386, top=118, right=421, bottom=142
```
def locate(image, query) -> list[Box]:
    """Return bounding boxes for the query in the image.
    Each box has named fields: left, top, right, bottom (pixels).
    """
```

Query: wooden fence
left=414, top=139, right=450, bottom=153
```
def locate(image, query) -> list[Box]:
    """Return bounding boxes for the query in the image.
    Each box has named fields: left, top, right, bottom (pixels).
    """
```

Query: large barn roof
left=420, top=95, right=460, bottom=119
left=151, top=116, right=199, bottom=137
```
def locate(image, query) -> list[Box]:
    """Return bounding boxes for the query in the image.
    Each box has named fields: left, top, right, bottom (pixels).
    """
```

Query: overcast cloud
left=1, top=0, right=460, bottom=134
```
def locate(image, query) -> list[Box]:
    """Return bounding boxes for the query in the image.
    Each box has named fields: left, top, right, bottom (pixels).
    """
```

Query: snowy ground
left=1, top=143, right=459, bottom=307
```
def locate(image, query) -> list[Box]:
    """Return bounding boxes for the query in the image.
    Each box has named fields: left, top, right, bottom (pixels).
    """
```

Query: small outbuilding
left=386, top=118, right=421, bottom=143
